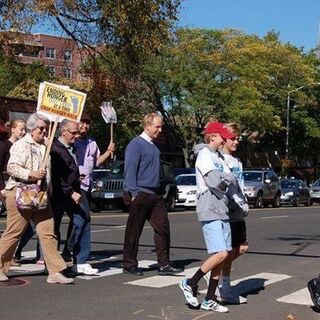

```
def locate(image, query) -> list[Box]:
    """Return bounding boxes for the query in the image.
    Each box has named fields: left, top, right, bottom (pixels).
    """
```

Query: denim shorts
left=201, top=219, right=232, bottom=254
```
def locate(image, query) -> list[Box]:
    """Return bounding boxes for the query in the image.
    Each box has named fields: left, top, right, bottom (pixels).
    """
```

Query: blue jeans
left=51, top=190, right=91, bottom=264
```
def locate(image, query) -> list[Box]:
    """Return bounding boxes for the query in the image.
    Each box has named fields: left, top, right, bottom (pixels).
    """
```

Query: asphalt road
left=0, top=205, right=320, bottom=320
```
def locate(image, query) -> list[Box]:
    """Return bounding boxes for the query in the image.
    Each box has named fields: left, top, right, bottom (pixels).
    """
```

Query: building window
left=64, top=50, right=72, bottom=61
left=48, top=67, right=55, bottom=77
left=63, top=68, right=72, bottom=79
left=45, top=48, right=55, bottom=59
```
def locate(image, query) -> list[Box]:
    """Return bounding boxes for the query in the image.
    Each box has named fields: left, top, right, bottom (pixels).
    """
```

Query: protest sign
left=37, top=82, right=86, bottom=122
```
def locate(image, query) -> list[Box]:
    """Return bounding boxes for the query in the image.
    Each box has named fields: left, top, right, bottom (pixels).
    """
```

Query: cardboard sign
left=37, top=82, right=86, bottom=122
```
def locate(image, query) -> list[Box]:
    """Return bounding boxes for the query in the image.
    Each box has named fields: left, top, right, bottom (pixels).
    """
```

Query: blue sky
left=178, top=0, right=320, bottom=51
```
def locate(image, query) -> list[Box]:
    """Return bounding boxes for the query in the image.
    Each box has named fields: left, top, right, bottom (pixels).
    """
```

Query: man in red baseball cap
left=203, top=122, right=236, bottom=140
left=179, top=121, right=237, bottom=313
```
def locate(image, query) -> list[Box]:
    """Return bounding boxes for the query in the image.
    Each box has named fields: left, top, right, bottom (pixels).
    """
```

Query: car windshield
left=92, top=170, right=109, bottom=181
left=175, top=175, right=196, bottom=186
left=243, top=172, right=263, bottom=182
left=111, top=162, right=124, bottom=179
left=281, top=181, right=297, bottom=189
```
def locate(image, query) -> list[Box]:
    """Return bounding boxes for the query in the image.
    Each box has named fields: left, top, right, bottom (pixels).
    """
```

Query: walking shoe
left=158, top=264, right=184, bottom=276
left=217, top=286, right=247, bottom=304
left=123, top=266, right=144, bottom=276
left=308, top=278, right=320, bottom=309
left=47, top=272, right=74, bottom=284
left=179, top=278, right=199, bottom=307
left=10, top=258, right=21, bottom=267
left=72, top=263, right=98, bottom=275
left=0, top=271, right=8, bottom=282
left=200, top=299, right=229, bottom=313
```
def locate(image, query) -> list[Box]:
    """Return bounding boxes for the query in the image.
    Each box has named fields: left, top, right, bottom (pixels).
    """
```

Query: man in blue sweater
left=122, top=113, right=183, bottom=276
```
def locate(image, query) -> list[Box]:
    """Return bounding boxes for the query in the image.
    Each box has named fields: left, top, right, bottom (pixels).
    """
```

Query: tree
left=134, top=28, right=319, bottom=163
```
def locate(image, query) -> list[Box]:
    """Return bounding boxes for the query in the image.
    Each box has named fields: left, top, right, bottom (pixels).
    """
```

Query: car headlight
left=186, top=190, right=196, bottom=195
left=285, top=191, right=294, bottom=196
left=96, top=181, right=103, bottom=188
left=244, top=187, right=256, bottom=192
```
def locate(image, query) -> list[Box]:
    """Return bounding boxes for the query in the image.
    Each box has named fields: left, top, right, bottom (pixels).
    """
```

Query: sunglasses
left=67, top=129, right=79, bottom=136
left=37, top=126, right=48, bottom=132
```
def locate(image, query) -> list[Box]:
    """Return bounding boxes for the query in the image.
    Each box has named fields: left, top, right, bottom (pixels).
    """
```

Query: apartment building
left=6, top=32, right=88, bottom=81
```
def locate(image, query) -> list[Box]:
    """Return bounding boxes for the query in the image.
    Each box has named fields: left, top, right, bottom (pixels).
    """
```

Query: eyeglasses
left=37, top=126, right=48, bottom=132
left=228, top=136, right=242, bottom=142
left=67, top=129, right=79, bottom=136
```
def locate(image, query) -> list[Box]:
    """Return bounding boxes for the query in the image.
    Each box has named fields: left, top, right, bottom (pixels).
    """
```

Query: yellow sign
left=37, top=82, right=87, bottom=122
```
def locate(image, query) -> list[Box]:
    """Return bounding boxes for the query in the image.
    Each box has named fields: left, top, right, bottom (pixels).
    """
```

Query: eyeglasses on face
left=37, top=126, right=48, bottom=132
left=67, top=129, right=79, bottom=136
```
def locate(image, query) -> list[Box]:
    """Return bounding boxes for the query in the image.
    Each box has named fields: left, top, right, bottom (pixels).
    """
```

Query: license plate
left=104, top=193, right=114, bottom=199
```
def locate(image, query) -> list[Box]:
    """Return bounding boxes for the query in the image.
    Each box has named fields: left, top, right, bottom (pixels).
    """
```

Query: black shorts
left=230, top=221, right=247, bottom=248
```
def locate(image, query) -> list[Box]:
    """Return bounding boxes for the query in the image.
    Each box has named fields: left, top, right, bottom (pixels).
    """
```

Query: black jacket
left=50, top=138, right=80, bottom=199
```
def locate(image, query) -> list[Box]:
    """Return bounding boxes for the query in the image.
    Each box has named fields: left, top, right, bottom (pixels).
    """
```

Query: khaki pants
left=0, top=188, right=66, bottom=274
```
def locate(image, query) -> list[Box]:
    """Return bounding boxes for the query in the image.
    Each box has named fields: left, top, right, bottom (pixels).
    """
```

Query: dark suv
left=91, top=160, right=178, bottom=212
left=243, top=169, right=281, bottom=208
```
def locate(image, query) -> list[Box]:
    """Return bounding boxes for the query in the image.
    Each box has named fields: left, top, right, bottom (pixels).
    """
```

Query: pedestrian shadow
left=233, top=278, right=266, bottom=296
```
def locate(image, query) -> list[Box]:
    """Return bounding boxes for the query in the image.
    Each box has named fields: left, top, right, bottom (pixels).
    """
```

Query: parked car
left=310, top=179, right=320, bottom=204
left=280, top=178, right=311, bottom=206
left=173, top=168, right=195, bottom=178
left=243, top=169, right=281, bottom=208
left=175, top=174, right=197, bottom=208
left=91, top=160, right=178, bottom=212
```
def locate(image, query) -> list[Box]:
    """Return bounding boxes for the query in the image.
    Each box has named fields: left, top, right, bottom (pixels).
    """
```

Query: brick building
left=5, top=31, right=88, bottom=81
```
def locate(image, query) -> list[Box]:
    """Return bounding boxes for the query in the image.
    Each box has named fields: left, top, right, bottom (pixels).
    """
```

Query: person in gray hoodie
left=218, top=122, right=249, bottom=305
left=179, top=122, right=237, bottom=313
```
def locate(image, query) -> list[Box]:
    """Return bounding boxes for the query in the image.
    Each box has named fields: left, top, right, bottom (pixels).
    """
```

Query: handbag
left=15, top=143, right=48, bottom=210
left=15, top=182, right=48, bottom=210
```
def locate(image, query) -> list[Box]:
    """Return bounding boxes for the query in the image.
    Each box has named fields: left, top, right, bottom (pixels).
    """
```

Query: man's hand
left=71, top=192, right=82, bottom=204
left=242, top=203, right=249, bottom=216
left=30, top=168, right=47, bottom=181
left=107, top=141, right=116, bottom=157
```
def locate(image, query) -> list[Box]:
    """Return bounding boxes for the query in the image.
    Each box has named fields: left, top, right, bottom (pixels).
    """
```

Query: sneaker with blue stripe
left=179, top=278, right=199, bottom=307
left=200, top=299, right=229, bottom=313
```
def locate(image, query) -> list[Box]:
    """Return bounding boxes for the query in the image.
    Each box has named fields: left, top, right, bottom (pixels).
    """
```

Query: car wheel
left=293, top=197, right=300, bottom=207
left=166, top=193, right=176, bottom=211
left=305, top=197, right=311, bottom=207
left=254, top=193, right=263, bottom=208
left=272, top=193, right=281, bottom=208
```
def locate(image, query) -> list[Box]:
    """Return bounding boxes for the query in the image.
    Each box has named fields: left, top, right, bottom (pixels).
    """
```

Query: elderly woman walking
left=0, top=113, right=73, bottom=284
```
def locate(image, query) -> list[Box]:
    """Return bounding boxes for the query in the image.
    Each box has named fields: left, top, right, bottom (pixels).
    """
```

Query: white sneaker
left=201, top=299, right=229, bottom=312
left=179, top=278, right=199, bottom=307
left=217, top=286, right=247, bottom=304
left=0, top=271, right=8, bottom=282
left=72, top=263, right=98, bottom=275
left=47, top=272, right=74, bottom=284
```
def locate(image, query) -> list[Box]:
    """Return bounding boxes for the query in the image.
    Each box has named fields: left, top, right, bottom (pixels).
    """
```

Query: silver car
left=310, top=179, right=320, bottom=204
left=243, top=169, right=281, bottom=208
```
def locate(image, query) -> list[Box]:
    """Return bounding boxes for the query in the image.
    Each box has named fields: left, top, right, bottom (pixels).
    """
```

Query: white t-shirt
left=196, top=147, right=230, bottom=194
left=223, top=153, right=244, bottom=191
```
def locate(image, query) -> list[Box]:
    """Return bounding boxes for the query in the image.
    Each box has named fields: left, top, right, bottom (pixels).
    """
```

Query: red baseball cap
left=203, top=122, right=236, bottom=139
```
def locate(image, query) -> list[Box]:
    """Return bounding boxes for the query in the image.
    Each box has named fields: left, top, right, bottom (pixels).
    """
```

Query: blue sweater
left=124, top=136, right=160, bottom=197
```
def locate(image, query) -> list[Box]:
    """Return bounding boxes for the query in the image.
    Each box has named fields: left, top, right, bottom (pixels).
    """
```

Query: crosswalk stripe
left=277, top=288, right=312, bottom=306
left=200, top=272, right=292, bottom=294
left=125, top=267, right=199, bottom=288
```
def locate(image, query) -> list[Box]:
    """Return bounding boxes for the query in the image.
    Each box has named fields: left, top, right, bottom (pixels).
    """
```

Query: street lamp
left=285, top=82, right=320, bottom=159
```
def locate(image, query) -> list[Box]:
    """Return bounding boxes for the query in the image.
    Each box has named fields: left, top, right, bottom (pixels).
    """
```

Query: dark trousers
left=123, top=192, right=170, bottom=268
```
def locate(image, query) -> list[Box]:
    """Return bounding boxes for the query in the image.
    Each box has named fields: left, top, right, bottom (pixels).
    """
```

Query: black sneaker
left=123, top=266, right=144, bottom=276
left=158, top=264, right=184, bottom=276
left=308, top=278, right=320, bottom=309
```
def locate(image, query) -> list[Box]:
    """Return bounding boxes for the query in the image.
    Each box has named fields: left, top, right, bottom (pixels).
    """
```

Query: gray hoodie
left=194, top=144, right=236, bottom=221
